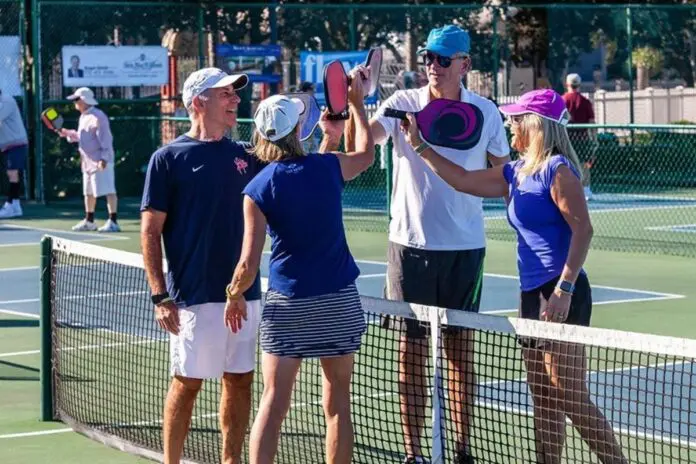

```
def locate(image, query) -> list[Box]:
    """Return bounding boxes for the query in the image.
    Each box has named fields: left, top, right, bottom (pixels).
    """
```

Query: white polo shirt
left=374, top=85, right=510, bottom=251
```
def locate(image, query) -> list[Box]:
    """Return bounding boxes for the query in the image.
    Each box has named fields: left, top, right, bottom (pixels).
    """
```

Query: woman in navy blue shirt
left=223, top=72, right=374, bottom=464
left=402, top=89, right=627, bottom=464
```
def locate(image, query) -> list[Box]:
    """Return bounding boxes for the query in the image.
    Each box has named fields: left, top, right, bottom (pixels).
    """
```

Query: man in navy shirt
left=141, top=67, right=264, bottom=464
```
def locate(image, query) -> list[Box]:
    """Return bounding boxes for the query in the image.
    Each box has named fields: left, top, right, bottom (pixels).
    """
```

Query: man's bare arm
left=487, top=153, right=511, bottom=203
left=141, top=209, right=168, bottom=295
left=369, top=118, right=387, bottom=145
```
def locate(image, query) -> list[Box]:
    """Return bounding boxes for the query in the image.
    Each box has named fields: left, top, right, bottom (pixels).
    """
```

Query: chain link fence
left=487, top=124, right=696, bottom=257
left=10, top=1, right=695, bottom=258
left=41, top=112, right=696, bottom=257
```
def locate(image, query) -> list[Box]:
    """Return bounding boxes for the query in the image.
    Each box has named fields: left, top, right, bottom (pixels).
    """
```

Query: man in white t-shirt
left=369, top=25, right=510, bottom=464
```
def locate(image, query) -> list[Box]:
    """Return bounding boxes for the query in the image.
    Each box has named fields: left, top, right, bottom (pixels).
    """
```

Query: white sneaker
left=584, top=186, right=593, bottom=202
left=0, top=201, right=22, bottom=219
left=72, top=219, right=98, bottom=231
left=98, top=219, right=121, bottom=233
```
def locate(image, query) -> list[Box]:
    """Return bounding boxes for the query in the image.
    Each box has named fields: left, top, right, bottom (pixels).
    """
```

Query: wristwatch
left=556, top=280, right=575, bottom=295
left=151, top=292, right=172, bottom=306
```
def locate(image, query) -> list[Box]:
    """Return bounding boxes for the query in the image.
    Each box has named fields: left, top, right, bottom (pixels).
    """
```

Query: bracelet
left=225, top=283, right=243, bottom=300
left=414, top=142, right=429, bottom=155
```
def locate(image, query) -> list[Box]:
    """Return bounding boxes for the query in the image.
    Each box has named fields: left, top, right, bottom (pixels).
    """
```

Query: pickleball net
left=41, top=236, right=696, bottom=463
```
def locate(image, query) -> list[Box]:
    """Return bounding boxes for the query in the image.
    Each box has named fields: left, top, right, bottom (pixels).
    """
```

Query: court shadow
left=0, top=359, right=39, bottom=381
left=0, top=319, right=39, bottom=328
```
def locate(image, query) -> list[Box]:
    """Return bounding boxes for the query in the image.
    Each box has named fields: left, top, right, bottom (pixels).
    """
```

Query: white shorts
left=170, top=300, right=261, bottom=379
left=82, top=163, right=116, bottom=197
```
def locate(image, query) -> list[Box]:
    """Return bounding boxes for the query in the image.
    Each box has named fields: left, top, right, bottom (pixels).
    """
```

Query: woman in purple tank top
left=401, top=89, right=627, bottom=464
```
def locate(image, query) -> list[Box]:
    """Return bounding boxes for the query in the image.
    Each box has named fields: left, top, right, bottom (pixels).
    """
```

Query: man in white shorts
left=60, top=87, right=120, bottom=232
left=140, top=68, right=265, bottom=464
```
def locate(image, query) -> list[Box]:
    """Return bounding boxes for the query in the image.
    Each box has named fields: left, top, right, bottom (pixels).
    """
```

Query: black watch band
left=151, top=292, right=171, bottom=305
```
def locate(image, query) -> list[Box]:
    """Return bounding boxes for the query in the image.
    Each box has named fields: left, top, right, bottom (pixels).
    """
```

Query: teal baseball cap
left=417, top=25, right=471, bottom=58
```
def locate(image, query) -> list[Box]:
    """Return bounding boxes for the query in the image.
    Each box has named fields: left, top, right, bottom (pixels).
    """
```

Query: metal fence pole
left=30, top=0, right=43, bottom=202
left=198, top=5, right=205, bottom=68
left=349, top=7, right=357, bottom=50
left=19, top=0, right=31, bottom=199
left=627, top=6, right=634, bottom=124
left=492, top=9, right=499, bottom=101
left=270, top=0, right=278, bottom=93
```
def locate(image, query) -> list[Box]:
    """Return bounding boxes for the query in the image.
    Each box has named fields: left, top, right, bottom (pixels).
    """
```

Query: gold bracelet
left=414, top=142, right=429, bottom=155
left=225, top=283, right=243, bottom=300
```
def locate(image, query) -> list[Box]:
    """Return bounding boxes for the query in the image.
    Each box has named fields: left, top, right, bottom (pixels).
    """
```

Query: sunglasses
left=422, top=52, right=466, bottom=69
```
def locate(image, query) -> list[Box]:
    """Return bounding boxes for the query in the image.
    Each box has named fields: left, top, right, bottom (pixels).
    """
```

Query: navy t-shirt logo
left=235, top=157, right=248, bottom=174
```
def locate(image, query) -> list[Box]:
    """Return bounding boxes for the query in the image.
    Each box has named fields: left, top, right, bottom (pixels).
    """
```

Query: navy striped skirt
left=260, top=283, right=366, bottom=358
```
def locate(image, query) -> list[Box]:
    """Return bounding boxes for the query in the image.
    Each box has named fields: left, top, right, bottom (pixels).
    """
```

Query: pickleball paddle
left=41, top=107, right=64, bottom=133
left=324, top=47, right=383, bottom=120
left=383, top=99, right=485, bottom=150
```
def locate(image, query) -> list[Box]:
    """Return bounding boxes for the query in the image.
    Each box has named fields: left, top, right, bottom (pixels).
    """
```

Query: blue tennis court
left=479, top=360, right=696, bottom=446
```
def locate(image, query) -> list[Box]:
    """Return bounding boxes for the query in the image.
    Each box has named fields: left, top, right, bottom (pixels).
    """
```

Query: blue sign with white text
left=299, top=50, right=377, bottom=106
left=216, top=44, right=282, bottom=58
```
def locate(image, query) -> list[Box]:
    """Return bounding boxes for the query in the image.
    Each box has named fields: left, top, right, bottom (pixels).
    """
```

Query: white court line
left=0, top=308, right=39, bottom=319
left=358, top=273, right=386, bottom=279
left=646, top=224, right=696, bottom=233
left=0, top=349, right=40, bottom=358
left=0, top=298, right=39, bottom=305
left=0, top=222, right=130, bottom=247
left=0, top=266, right=38, bottom=272
left=0, top=428, right=73, bottom=439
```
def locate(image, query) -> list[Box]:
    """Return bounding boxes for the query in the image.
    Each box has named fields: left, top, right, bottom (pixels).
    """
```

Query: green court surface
left=1, top=200, right=695, bottom=463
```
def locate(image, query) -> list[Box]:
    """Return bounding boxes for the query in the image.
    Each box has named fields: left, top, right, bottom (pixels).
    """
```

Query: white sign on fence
left=0, top=36, right=22, bottom=97
left=61, top=46, right=169, bottom=87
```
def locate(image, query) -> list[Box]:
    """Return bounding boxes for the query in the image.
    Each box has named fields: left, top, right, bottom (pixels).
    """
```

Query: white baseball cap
left=182, top=67, right=248, bottom=109
left=253, top=95, right=305, bottom=142
left=566, top=73, right=582, bottom=86
left=67, top=87, right=98, bottom=106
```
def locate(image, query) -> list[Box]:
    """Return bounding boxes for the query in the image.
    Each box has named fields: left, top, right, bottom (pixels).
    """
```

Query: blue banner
left=216, top=44, right=282, bottom=58
left=246, top=74, right=282, bottom=84
left=299, top=50, right=377, bottom=106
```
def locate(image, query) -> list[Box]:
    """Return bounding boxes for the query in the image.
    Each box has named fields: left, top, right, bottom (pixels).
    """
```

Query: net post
left=40, top=235, right=54, bottom=421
